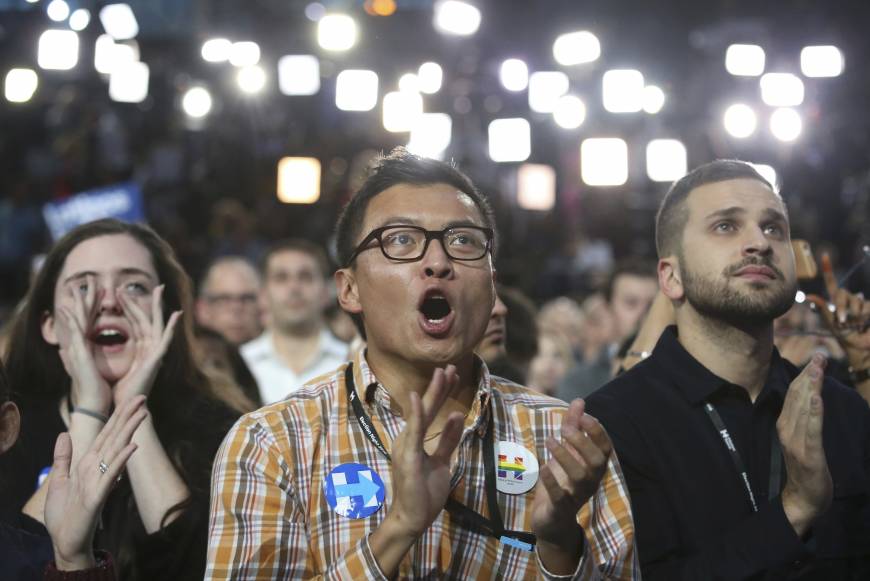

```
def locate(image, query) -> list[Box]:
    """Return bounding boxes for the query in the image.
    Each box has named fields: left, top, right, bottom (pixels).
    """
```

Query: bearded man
left=585, top=160, right=870, bottom=580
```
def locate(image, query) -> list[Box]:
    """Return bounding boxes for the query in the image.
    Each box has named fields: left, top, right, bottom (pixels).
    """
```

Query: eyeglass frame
left=344, top=224, right=494, bottom=267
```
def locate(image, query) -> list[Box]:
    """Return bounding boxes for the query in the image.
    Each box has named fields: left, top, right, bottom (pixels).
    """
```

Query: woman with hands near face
left=1, top=219, right=240, bottom=581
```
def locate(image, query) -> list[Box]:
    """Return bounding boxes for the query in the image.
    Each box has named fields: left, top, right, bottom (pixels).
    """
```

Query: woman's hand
left=45, top=395, right=148, bottom=571
left=56, top=281, right=111, bottom=415
left=112, top=285, right=182, bottom=406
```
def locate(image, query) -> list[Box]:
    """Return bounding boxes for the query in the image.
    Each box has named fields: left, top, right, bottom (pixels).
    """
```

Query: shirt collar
left=650, top=325, right=790, bottom=405
left=352, top=349, right=492, bottom=432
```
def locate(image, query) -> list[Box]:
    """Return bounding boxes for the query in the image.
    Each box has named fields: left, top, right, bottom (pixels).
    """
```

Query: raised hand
left=531, top=398, right=612, bottom=572
left=368, top=366, right=466, bottom=576
left=387, top=365, right=466, bottom=536
left=112, top=285, right=182, bottom=405
left=807, top=253, right=869, bottom=363
left=777, top=354, right=833, bottom=536
left=45, top=395, right=148, bottom=571
left=56, top=280, right=111, bottom=415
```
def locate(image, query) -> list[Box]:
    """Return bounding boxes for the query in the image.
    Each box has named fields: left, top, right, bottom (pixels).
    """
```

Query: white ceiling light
left=500, top=59, right=529, bottom=92
left=801, top=45, right=844, bottom=77
left=229, top=41, right=261, bottom=67
left=646, top=139, right=687, bottom=182
left=488, top=118, right=531, bottom=162
left=602, top=69, right=644, bottom=113
left=99, top=4, right=139, bottom=40
left=553, top=31, right=600, bottom=66
left=398, top=73, right=419, bottom=93
left=5, top=69, right=39, bottom=103
left=237, top=65, right=267, bottom=94
left=46, top=0, right=70, bottom=22
left=725, top=44, right=766, bottom=76
left=182, top=86, right=213, bottom=118
left=278, top=55, right=320, bottom=96
left=201, top=38, right=232, bottom=63
left=38, top=30, right=79, bottom=71
left=278, top=157, right=321, bottom=204
left=94, top=35, right=136, bottom=75
left=407, top=113, right=452, bottom=159
left=317, top=14, right=358, bottom=51
left=552, top=95, right=586, bottom=129
left=517, top=164, right=556, bottom=211
left=642, top=85, right=665, bottom=114
left=108, top=60, right=149, bottom=103
left=769, top=108, right=802, bottom=142
left=335, top=69, right=379, bottom=111
left=723, top=103, right=757, bottom=138
left=581, top=138, right=628, bottom=186
left=434, top=1, right=481, bottom=36
left=382, top=90, right=423, bottom=132
left=69, top=8, right=91, bottom=31
left=760, top=72, right=804, bottom=107
left=528, top=71, right=569, bottom=113
left=417, top=62, right=443, bottom=94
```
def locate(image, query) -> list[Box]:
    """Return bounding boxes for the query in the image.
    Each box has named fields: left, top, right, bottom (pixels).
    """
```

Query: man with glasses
left=196, top=256, right=263, bottom=346
left=206, top=149, right=638, bottom=580
left=241, top=239, right=349, bottom=404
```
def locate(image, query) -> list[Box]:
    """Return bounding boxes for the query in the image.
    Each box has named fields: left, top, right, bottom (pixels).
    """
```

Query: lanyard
left=703, top=402, right=783, bottom=513
left=344, top=364, right=537, bottom=551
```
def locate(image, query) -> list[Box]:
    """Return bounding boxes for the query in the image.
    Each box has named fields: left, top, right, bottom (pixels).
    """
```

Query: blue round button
left=323, top=462, right=386, bottom=519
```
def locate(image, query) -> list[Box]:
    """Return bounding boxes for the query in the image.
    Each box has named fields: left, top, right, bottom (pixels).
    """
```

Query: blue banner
left=42, top=182, right=145, bottom=241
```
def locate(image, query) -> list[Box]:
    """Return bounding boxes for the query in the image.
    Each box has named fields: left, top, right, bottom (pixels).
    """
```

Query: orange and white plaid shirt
left=206, top=350, right=638, bottom=580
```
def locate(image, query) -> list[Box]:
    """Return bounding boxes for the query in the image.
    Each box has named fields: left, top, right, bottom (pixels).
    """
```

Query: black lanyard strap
left=343, top=364, right=536, bottom=549
left=703, top=402, right=783, bottom=513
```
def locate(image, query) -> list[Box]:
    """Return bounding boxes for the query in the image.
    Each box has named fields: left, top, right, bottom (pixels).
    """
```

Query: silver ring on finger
left=98, top=460, right=109, bottom=474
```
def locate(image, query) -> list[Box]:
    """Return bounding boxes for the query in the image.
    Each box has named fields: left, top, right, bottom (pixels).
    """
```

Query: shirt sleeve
left=43, top=551, right=116, bottom=581
left=573, top=453, right=641, bottom=581
left=205, top=415, right=386, bottom=580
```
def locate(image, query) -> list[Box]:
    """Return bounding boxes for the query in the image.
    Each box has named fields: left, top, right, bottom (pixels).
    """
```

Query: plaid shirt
left=207, top=351, right=639, bottom=580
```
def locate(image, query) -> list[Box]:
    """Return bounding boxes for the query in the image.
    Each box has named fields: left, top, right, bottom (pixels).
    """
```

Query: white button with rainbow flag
left=494, top=441, right=539, bottom=494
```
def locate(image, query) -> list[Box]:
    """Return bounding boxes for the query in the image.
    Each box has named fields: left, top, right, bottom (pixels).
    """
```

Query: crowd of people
left=0, top=150, right=867, bottom=580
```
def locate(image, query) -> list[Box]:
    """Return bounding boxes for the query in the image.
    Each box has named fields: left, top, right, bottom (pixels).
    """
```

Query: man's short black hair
left=334, top=147, right=497, bottom=269
left=604, top=260, right=657, bottom=303
left=655, top=160, right=774, bottom=258
left=260, top=239, right=332, bottom=280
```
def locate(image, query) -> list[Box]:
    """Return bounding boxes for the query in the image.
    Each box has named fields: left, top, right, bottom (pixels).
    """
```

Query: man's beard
left=680, top=254, right=797, bottom=327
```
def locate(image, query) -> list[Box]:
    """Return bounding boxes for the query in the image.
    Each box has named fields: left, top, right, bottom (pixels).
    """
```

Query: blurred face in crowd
left=337, top=183, right=495, bottom=370
left=537, top=297, right=585, bottom=352
left=262, top=250, right=328, bottom=333
left=196, top=260, right=262, bottom=345
left=476, top=294, right=508, bottom=363
left=527, top=333, right=573, bottom=396
left=581, top=294, right=615, bottom=357
left=41, top=234, right=160, bottom=383
left=610, top=274, right=658, bottom=341
left=665, top=178, right=797, bottom=326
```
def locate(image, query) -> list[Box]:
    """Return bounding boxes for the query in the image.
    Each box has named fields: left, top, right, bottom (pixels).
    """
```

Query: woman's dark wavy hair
left=4, top=219, right=221, bottom=528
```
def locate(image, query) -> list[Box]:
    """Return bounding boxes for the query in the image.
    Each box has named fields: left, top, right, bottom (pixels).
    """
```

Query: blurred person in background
left=0, top=219, right=240, bottom=581
left=476, top=286, right=538, bottom=384
left=241, top=239, right=349, bottom=404
left=193, top=325, right=261, bottom=411
left=1, top=358, right=148, bottom=581
left=528, top=332, right=574, bottom=397
left=558, top=264, right=657, bottom=400
left=556, top=294, right=615, bottom=401
left=537, top=296, right=586, bottom=362
left=195, top=256, right=263, bottom=347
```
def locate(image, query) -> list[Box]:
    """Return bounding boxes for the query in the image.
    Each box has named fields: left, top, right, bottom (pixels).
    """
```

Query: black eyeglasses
left=346, top=225, right=493, bottom=266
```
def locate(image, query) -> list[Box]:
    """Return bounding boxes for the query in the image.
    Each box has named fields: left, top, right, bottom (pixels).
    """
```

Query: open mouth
left=420, top=292, right=452, bottom=322
left=89, top=327, right=129, bottom=348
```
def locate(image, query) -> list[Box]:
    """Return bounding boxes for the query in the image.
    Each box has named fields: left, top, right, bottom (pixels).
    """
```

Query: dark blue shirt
left=586, top=326, right=870, bottom=580
left=0, top=521, right=52, bottom=581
